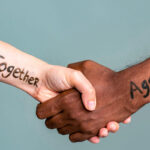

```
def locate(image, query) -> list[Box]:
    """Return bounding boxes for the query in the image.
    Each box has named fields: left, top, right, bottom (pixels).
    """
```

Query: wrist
left=26, top=63, right=53, bottom=99
left=116, top=65, right=150, bottom=115
left=0, top=41, right=54, bottom=102
left=0, top=54, right=51, bottom=100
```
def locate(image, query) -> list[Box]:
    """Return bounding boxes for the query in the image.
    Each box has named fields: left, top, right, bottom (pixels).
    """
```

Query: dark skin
left=36, top=59, right=150, bottom=142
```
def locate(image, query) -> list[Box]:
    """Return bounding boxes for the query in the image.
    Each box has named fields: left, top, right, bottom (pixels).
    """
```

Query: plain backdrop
left=0, top=0, right=150, bottom=150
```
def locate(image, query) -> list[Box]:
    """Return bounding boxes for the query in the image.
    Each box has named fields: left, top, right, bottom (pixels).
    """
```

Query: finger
left=36, top=94, right=63, bottom=119
left=69, top=132, right=92, bottom=142
left=45, top=114, right=66, bottom=129
left=99, top=128, right=108, bottom=137
left=57, top=125, right=78, bottom=135
left=88, top=136, right=100, bottom=144
left=69, top=70, right=96, bottom=111
left=107, top=121, right=119, bottom=133
left=123, top=116, right=131, bottom=124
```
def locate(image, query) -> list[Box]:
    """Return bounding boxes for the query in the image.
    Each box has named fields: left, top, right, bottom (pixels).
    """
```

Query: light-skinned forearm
left=0, top=41, right=50, bottom=98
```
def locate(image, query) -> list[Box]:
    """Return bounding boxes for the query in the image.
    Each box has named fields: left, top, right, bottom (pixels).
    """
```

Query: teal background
left=0, top=0, right=150, bottom=149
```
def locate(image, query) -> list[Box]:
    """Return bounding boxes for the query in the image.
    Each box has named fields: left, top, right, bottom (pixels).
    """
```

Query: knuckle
left=36, top=111, right=44, bottom=119
left=45, top=120, right=50, bottom=128
left=45, top=120, right=55, bottom=129
left=72, top=70, right=82, bottom=78
left=69, top=136, right=78, bottom=143
left=36, top=104, right=44, bottom=119
left=57, top=128, right=69, bottom=135
left=81, top=60, right=93, bottom=69
left=57, top=129, right=65, bottom=135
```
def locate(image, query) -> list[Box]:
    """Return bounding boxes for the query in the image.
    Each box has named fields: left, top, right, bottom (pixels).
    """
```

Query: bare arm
left=36, top=59, right=150, bottom=142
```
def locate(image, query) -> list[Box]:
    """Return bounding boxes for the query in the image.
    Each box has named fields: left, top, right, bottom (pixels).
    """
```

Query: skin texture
left=37, top=60, right=137, bottom=142
left=36, top=63, right=129, bottom=143
left=0, top=41, right=125, bottom=144
left=0, top=41, right=97, bottom=111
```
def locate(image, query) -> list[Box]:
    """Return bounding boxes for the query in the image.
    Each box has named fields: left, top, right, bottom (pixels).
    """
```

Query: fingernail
left=110, top=124, right=116, bottom=130
left=94, top=138, right=100, bottom=144
left=91, top=137, right=100, bottom=144
left=126, top=117, right=131, bottom=123
left=103, top=130, right=108, bottom=136
left=100, top=128, right=108, bottom=137
left=88, top=101, right=96, bottom=110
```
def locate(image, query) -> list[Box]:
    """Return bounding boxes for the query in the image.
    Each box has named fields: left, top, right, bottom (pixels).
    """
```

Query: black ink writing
left=130, top=81, right=143, bottom=99
left=0, top=55, right=5, bottom=59
left=0, top=55, right=39, bottom=87
left=130, top=79, right=150, bottom=99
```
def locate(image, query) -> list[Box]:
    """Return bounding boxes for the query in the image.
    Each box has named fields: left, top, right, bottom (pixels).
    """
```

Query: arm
left=36, top=59, right=149, bottom=142
left=0, top=41, right=46, bottom=98
left=118, top=58, right=150, bottom=111
left=0, top=41, right=97, bottom=109
left=0, top=41, right=124, bottom=144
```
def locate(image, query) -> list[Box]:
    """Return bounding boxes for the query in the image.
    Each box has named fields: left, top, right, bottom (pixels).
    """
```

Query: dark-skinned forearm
left=117, top=58, right=150, bottom=113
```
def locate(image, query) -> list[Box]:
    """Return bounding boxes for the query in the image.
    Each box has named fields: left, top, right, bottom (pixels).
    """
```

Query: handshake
left=36, top=60, right=149, bottom=143
left=1, top=41, right=149, bottom=144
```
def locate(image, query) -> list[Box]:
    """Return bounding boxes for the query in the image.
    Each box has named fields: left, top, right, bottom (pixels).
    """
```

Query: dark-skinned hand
left=36, top=60, right=139, bottom=142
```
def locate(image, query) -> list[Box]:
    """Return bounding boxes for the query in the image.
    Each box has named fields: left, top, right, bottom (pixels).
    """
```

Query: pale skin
left=0, top=41, right=130, bottom=143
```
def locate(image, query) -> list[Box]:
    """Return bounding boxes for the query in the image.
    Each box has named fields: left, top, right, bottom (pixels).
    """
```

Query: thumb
left=69, top=70, right=96, bottom=111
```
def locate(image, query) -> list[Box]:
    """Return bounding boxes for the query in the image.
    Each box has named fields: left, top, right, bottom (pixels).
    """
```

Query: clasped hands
left=36, top=60, right=132, bottom=143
